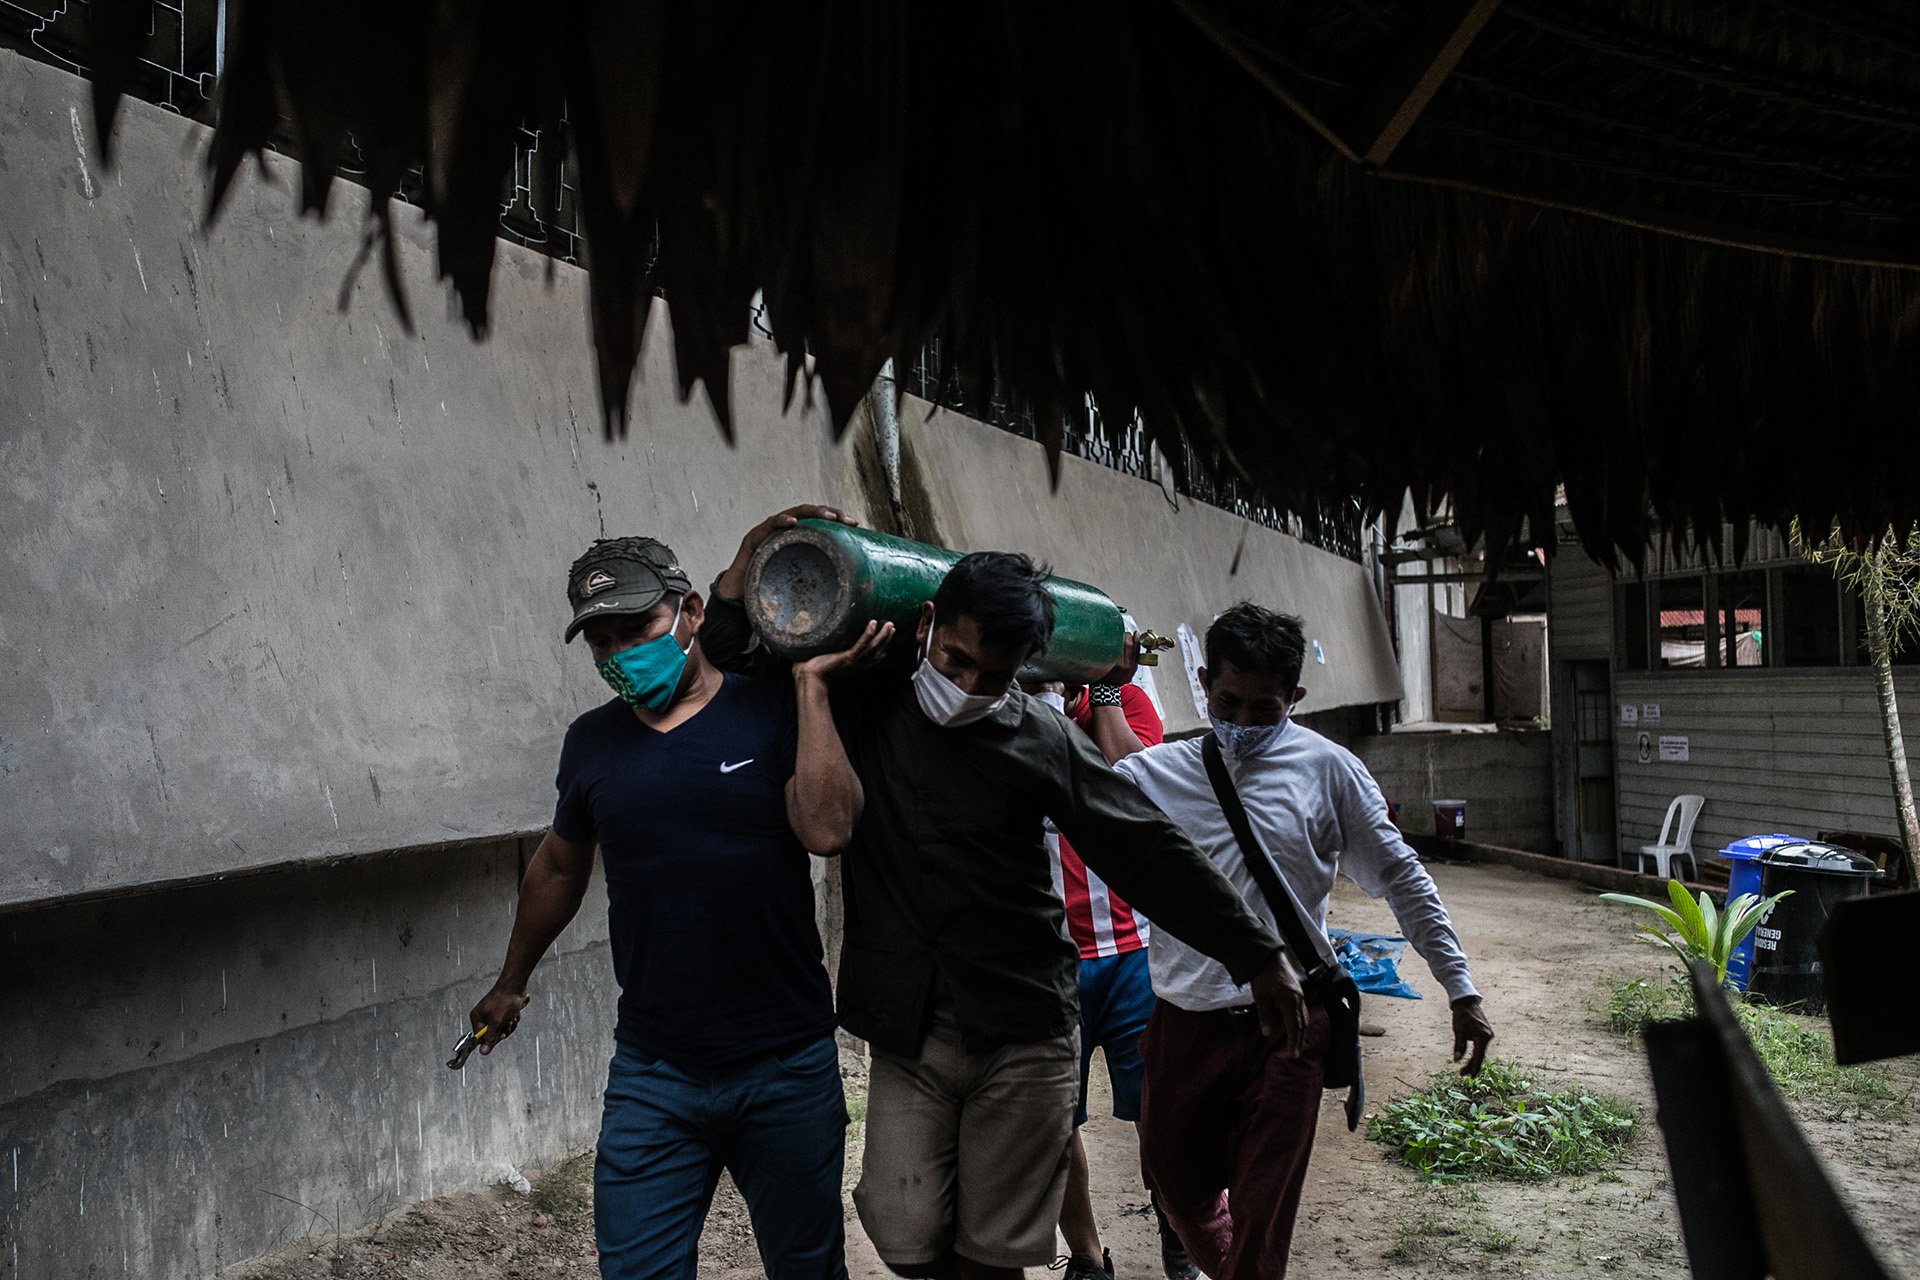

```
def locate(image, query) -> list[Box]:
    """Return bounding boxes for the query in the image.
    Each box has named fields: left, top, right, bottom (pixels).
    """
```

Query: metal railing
left=902, top=343, right=1365, bottom=562
left=3, top=0, right=216, bottom=116
left=0, top=0, right=585, bottom=263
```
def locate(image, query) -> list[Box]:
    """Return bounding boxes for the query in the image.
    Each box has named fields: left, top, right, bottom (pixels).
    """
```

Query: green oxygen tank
left=744, top=519, right=1127, bottom=683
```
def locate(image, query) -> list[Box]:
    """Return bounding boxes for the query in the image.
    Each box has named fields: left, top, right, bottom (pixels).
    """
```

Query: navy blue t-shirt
left=551, top=674, right=836, bottom=1067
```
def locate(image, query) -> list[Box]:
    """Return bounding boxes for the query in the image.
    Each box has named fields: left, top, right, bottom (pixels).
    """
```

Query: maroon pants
left=1137, top=999, right=1330, bottom=1280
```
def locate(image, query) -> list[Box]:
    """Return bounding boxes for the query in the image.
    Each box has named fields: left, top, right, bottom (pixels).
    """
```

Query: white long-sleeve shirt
left=1115, top=720, right=1478, bottom=1011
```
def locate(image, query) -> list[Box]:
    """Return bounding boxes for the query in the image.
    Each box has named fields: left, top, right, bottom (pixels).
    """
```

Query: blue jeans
left=595, top=1036, right=849, bottom=1280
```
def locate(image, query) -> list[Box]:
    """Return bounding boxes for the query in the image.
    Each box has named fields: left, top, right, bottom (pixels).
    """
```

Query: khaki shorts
left=854, top=1008, right=1080, bottom=1269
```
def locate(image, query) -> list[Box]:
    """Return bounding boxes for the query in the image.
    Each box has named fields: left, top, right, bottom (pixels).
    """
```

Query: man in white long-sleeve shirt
left=1116, top=603, right=1495, bottom=1280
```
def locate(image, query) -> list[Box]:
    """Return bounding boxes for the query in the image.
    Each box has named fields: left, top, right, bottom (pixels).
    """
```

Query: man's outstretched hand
left=1098, top=632, right=1142, bottom=686
left=795, top=620, right=895, bottom=682
left=1450, top=995, right=1494, bottom=1076
left=1249, top=951, right=1308, bottom=1054
left=715, top=505, right=859, bottom=600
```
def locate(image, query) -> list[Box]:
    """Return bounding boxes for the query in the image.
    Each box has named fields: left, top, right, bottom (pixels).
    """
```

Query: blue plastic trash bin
left=1719, top=834, right=1801, bottom=991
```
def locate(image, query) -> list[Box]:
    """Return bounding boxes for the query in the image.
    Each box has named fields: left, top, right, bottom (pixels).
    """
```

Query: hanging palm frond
left=70, top=0, right=1920, bottom=566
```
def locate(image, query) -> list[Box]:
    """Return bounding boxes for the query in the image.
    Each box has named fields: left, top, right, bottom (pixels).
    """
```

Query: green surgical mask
left=596, top=599, right=691, bottom=711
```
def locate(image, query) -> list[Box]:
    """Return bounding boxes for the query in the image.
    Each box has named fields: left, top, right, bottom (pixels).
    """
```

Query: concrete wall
left=902, top=401, right=1404, bottom=736
left=1, top=50, right=1399, bottom=1277
left=1354, top=728, right=1555, bottom=853
left=0, top=51, right=870, bottom=910
left=0, top=54, right=861, bottom=1278
left=0, top=839, right=618, bottom=1278
left=1, top=46, right=1398, bottom=907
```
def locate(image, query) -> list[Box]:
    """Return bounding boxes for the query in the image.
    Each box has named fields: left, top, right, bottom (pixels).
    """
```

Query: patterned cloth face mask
left=1210, top=709, right=1290, bottom=759
left=596, top=598, right=692, bottom=712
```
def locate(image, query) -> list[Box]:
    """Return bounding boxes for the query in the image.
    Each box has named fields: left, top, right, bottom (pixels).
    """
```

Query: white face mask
left=1210, top=708, right=1290, bottom=759
left=1035, top=690, right=1067, bottom=714
left=912, top=611, right=1011, bottom=728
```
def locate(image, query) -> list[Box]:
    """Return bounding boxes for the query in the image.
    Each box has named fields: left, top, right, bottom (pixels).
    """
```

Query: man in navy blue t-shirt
left=469, top=508, right=890, bottom=1280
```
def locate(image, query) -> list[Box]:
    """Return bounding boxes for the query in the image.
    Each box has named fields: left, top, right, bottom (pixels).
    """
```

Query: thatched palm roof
left=79, top=1, right=1920, bottom=563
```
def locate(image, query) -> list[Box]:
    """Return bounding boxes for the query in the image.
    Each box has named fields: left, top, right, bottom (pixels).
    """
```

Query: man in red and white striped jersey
left=1042, top=674, right=1199, bottom=1280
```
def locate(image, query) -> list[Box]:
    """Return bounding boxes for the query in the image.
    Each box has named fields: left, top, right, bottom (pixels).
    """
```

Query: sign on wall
left=1638, top=731, right=1653, bottom=764
left=1621, top=703, right=1639, bottom=725
left=1642, top=702, right=1663, bottom=725
left=1175, top=622, right=1210, bottom=720
left=1659, top=734, right=1690, bottom=762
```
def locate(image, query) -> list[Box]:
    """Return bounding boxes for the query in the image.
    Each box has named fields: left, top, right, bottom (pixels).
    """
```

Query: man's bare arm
left=784, top=622, right=891, bottom=853
left=1083, top=637, right=1150, bottom=764
left=1084, top=701, right=1147, bottom=764
left=469, top=829, right=594, bottom=1053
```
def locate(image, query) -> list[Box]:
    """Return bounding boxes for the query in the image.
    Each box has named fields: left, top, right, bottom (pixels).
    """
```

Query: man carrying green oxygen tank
left=470, top=511, right=889, bottom=1280
left=703, top=508, right=1303, bottom=1280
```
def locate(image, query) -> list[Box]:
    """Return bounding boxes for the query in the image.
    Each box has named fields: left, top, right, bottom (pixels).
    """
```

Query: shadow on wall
left=1355, top=728, right=1554, bottom=853
left=0, top=838, right=618, bottom=1278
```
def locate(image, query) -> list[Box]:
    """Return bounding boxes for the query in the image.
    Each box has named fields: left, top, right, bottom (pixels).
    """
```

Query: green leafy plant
left=1605, top=974, right=1692, bottom=1034
left=1599, top=879, right=1791, bottom=988
left=1366, top=1061, right=1636, bottom=1182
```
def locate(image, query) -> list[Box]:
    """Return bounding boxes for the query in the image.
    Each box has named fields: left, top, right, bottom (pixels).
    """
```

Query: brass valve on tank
left=1134, top=630, right=1176, bottom=667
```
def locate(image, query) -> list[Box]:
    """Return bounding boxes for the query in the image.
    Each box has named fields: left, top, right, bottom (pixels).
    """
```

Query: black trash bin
left=1749, top=841, right=1879, bottom=1015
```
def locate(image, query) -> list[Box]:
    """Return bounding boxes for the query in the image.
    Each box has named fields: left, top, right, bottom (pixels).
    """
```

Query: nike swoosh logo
left=719, top=759, right=755, bottom=774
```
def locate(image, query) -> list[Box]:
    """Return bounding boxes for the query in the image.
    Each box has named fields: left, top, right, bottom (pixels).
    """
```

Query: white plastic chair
left=1634, top=794, right=1705, bottom=880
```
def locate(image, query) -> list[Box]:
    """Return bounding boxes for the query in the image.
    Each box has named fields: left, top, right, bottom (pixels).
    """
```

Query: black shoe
left=1154, top=1202, right=1202, bottom=1280
left=1052, top=1248, right=1114, bottom=1279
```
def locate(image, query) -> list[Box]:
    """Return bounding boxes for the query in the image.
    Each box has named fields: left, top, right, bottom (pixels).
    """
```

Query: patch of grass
left=1733, top=1002, right=1901, bottom=1115
left=1383, top=1210, right=1464, bottom=1263
left=372, top=1210, right=433, bottom=1253
left=1427, top=1183, right=1485, bottom=1210
left=530, top=1154, right=594, bottom=1224
left=1366, top=1060, right=1636, bottom=1183
left=1479, top=1227, right=1520, bottom=1254
left=1638, top=1230, right=1680, bottom=1261
left=1603, top=978, right=1903, bottom=1116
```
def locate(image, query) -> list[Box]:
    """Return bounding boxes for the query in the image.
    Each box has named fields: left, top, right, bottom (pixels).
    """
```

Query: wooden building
left=1549, top=526, right=1916, bottom=869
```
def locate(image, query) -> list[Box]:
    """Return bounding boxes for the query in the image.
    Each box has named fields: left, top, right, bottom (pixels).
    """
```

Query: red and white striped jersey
left=1052, top=683, right=1166, bottom=960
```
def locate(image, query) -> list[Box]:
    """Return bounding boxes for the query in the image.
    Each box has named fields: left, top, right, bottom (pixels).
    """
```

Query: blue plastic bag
left=1326, top=927, right=1422, bottom=1000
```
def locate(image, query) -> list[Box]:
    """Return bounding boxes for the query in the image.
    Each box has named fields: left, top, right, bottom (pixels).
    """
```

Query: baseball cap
left=563, top=536, right=694, bottom=642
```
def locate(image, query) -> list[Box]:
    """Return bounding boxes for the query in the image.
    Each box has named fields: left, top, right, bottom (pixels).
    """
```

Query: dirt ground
left=226, top=862, right=1920, bottom=1280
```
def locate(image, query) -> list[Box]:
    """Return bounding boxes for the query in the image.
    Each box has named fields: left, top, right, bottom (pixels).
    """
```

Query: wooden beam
left=1373, top=162, right=1920, bottom=273
left=1390, top=570, right=1543, bottom=585
left=1480, top=613, right=1497, bottom=722
left=1346, top=0, right=1503, bottom=166
left=1173, top=0, right=1363, bottom=165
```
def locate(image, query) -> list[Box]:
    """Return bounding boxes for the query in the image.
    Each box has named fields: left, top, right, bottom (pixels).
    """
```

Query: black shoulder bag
left=1202, top=733, right=1366, bottom=1131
